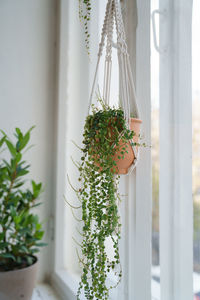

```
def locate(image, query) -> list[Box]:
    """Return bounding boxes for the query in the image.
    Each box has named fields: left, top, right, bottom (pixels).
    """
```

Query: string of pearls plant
left=78, top=0, right=92, bottom=54
left=68, top=98, right=136, bottom=299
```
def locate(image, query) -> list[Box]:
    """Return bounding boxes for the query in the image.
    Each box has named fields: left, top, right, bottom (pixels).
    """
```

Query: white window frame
left=159, top=0, right=193, bottom=300
left=52, top=0, right=194, bottom=299
left=51, top=0, right=151, bottom=299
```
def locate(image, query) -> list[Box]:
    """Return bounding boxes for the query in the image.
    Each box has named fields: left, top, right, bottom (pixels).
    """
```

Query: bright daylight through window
left=151, top=0, right=200, bottom=299
left=192, top=0, right=200, bottom=298
left=151, top=1, right=160, bottom=299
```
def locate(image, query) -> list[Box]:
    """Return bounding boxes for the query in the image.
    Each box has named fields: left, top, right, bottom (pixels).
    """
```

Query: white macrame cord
left=88, top=0, right=141, bottom=174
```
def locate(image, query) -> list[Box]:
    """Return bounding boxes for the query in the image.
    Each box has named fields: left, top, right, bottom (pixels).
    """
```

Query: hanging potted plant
left=71, top=0, right=143, bottom=298
left=73, top=97, right=142, bottom=300
left=0, top=127, right=46, bottom=300
left=86, top=98, right=142, bottom=175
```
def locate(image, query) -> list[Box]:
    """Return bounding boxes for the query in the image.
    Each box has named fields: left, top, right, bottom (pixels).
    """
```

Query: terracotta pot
left=94, top=118, right=142, bottom=175
left=0, top=257, right=38, bottom=300
left=113, top=118, right=142, bottom=174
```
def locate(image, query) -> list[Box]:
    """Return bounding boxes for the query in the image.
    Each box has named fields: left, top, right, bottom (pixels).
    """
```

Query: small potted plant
left=0, top=127, right=45, bottom=300
left=69, top=98, right=142, bottom=299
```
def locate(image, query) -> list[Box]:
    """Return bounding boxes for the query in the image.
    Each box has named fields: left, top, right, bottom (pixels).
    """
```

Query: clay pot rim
left=0, top=255, right=38, bottom=274
left=130, top=118, right=142, bottom=123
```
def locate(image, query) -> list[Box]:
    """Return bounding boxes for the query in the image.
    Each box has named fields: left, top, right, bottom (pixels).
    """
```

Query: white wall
left=0, top=0, right=57, bottom=282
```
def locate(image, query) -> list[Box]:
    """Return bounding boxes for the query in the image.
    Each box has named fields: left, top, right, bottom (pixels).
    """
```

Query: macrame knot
left=88, top=0, right=141, bottom=174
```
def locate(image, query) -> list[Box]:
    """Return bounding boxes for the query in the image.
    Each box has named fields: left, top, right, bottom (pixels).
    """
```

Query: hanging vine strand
left=69, top=100, right=136, bottom=300
left=79, top=0, right=92, bottom=54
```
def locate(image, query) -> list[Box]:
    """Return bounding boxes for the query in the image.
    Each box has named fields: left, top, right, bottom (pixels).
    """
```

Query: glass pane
left=151, top=0, right=160, bottom=299
left=193, top=1, right=200, bottom=298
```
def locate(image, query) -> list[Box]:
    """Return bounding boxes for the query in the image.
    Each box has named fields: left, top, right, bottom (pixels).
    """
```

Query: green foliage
left=74, top=100, right=136, bottom=299
left=78, top=0, right=91, bottom=54
left=0, top=128, right=45, bottom=271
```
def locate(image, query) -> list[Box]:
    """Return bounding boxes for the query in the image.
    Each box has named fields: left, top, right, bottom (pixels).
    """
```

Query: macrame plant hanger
left=88, top=0, right=141, bottom=174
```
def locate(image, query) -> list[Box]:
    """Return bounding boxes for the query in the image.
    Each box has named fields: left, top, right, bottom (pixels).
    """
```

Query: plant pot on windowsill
left=0, top=128, right=46, bottom=300
left=0, top=256, right=38, bottom=300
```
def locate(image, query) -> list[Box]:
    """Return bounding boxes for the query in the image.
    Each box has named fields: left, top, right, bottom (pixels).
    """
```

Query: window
left=52, top=0, right=196, bottom=299
left=52, top=1, right=151, bottom=299
left=151, top=0, right=194, bottom=299
left=151, top=0, right=160, bottom=298
left=192, top=1, right=200, bottom=298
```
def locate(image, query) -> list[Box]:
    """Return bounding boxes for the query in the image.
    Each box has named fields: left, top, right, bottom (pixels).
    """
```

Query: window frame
left=159, top=0, right=193, bottom=299
left=151, top=1, right=193, bottom=299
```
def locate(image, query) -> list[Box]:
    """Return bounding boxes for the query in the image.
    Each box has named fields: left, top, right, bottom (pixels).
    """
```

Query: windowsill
left=151, top=266, right=200, bottom=300
left=50, top=269, right=119, bottom=300
left=51, top=269, right=80, bottom=300
left=34, top=271, right=200, bottom=300
left=33, top=283, right=60, bottom=300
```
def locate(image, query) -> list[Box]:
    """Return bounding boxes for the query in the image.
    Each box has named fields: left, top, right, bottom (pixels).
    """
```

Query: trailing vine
left=70, top=99, right=136, bottom=299
left=79, top=0, right=92, bottom=54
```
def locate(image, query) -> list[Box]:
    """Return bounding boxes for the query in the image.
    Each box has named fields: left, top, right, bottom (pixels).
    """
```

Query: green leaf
left=0, top=232, right=5, bottom=241
left=19, top=132, right=30, bottom=151
left=15, top=128, right=21, bottom=135
left=5, top=140, right=16, bottom=157
left=19, top=228, right=31, bottom=235
left=36, top=223, right=42, bottom=230
left=16, top=152, right=22, bottom=163
left=10, top=206, right=17, bottom=217
left=14, top=215, right=21, bottom=224
left=20, top=245, right=29, bottom=253
left=28, top=125, right=36, bottom=133
left=32, top=215, right=39, bottom=224
left=0, top=242, right=9, bottom=249
left=18, top=126, right=35, bottom=151
left=34, top=231, right=44, bottom=240
left=30, top=248, right=40, bottom=253
left=32, top=181, right=42, bottom=198
left=0, top=253, right=16, bottom=261
left=0, top=129, right=6, bottom=136
left=26, top=255, right=34, bottom=265
left=13, top=181, right=24, bottom=188
left=31, top=202, right=42, bottom=209
left=0, top=136, right=6, bottom=147
left=15, top=128, right=23, bottom=148
left=16, top=168, right=29, bottom=177
left=16, top=256, right=22, bottom=264
left=35, top=242, right=48, bottom=247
